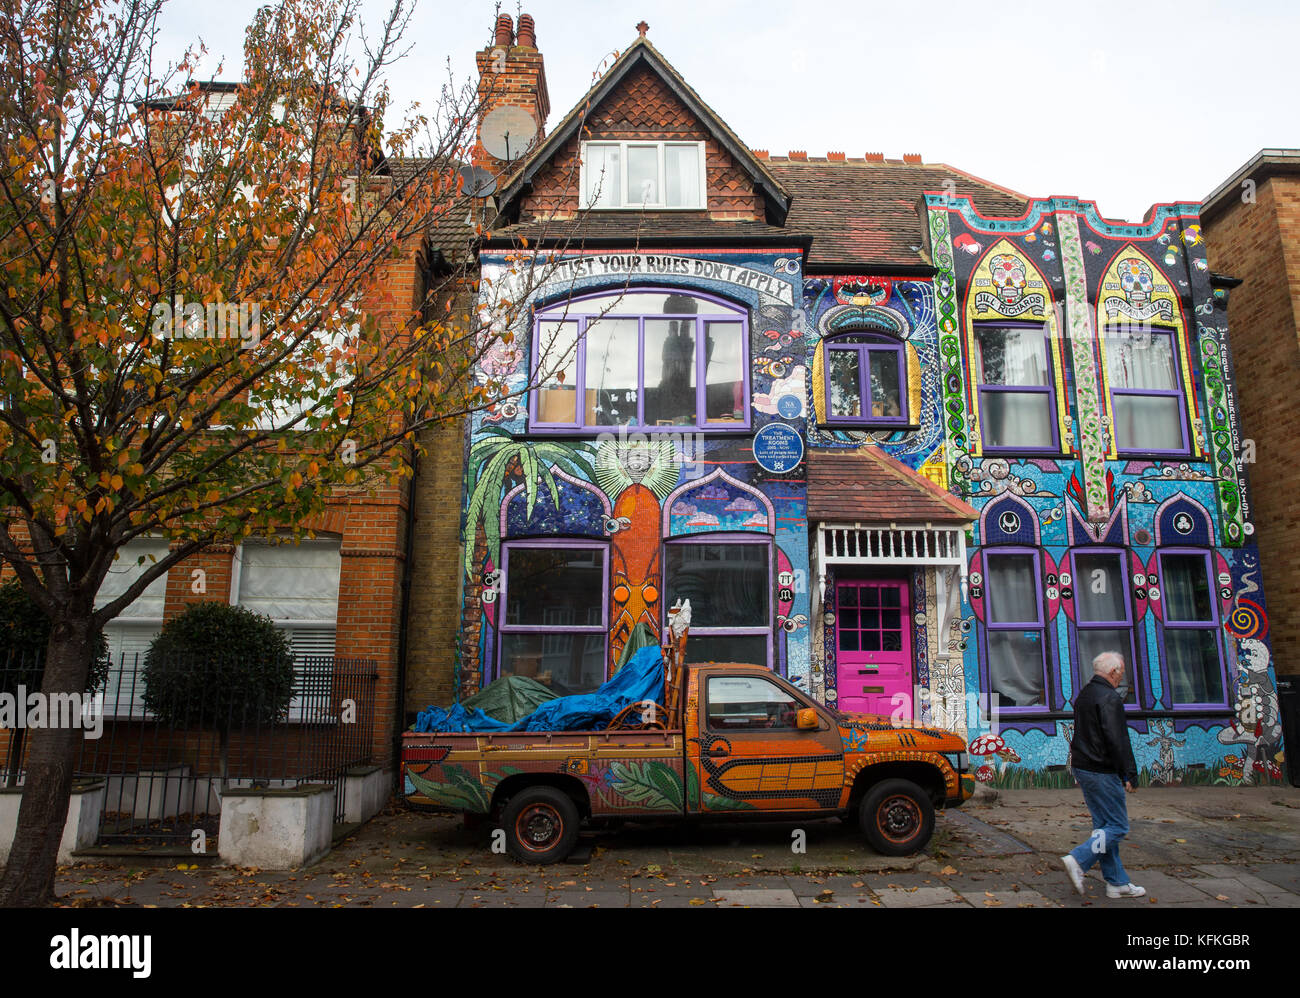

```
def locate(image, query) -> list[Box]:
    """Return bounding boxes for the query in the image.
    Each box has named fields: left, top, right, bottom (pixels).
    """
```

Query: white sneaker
left=1106, top=882, right=1146, bottom=899
left=1061, top=854, right=1085, bottom=895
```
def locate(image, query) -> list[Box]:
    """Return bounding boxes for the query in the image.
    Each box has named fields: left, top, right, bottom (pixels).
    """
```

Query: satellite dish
left=481, top=105, right=538, bottom=162
left=458, top=164, right=497, bottom=197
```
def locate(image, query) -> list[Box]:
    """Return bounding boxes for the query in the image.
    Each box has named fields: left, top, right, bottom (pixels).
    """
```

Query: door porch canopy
left=807, top=447, right=978, bottom=621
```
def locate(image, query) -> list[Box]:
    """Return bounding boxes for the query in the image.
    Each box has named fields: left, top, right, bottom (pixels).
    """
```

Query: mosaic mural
left=924, top=195, right=1282, bottom=786
left=458, top=251, right=813, bottom=698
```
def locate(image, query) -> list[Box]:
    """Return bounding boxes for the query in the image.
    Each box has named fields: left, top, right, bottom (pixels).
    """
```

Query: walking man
left=1061, top=651, right=1145, bottom=898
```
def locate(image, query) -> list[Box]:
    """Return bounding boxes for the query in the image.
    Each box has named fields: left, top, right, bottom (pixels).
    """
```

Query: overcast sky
left=156, top=0, right=1299, bottom=222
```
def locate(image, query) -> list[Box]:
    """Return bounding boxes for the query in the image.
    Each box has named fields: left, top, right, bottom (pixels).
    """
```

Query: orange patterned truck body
left=401, top=664, right=973, bottom=862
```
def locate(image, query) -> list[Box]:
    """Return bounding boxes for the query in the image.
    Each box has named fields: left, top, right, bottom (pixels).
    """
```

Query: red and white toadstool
left=970, top=732, right=1020, bottom=777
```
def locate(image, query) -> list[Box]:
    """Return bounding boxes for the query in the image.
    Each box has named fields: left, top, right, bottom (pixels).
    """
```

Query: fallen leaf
left=940, top=866, right=958, bottom=876
left=1216, top=895, right=1230, bottom=901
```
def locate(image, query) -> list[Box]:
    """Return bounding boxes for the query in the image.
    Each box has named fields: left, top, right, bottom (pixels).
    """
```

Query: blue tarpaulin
left=413, top=645, right=665, bottom=733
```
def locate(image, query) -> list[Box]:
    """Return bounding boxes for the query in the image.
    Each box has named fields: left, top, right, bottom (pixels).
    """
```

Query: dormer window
left=581, top=141, right=705, bottom=209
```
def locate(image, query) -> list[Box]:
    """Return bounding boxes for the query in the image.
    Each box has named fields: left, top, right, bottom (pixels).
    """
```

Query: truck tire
left=502, top=786, right=581, bottom=864
left=860, top=779, right=934, bottom=856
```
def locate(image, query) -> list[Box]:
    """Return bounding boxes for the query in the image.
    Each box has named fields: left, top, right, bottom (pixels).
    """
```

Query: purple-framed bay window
left=982, top=548, right=1051, bottom=711
left=663, top=533, right=772, bottom=669
left=823, top=334, right=908, bottom=427
left=1104, top=325, right=1191, bottom=456
left=530, top=288, right=750, bottom=433
left=1157, top=549, right=1229, bottom=709
left=973, top=322, right=1061, bottom=454
left=1069, top=548, right=1140, bottom=707
left=497, top=538, right=609, bottom=695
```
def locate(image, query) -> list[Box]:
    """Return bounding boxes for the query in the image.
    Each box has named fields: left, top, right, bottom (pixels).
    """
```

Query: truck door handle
left=707, top=747, right=728, bottom=758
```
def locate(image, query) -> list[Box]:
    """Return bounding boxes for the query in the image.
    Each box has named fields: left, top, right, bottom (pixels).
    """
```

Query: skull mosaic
left=990, top=253, right=1028, bottom=305
left=1119, top=257, right=1155, bottom=306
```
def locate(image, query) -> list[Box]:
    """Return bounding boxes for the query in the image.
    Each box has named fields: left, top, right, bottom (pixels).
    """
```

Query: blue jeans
left=1068, top=768, right=1131, bottom=887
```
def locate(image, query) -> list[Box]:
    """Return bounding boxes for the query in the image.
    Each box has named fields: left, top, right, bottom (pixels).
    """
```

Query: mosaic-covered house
left=427, top=15, right=1285, bottom=788
left=923, top=197, right=1282, bottom=786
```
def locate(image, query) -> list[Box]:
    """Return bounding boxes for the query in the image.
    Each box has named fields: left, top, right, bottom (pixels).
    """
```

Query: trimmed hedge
left=142, top=601, right=295, bottom=729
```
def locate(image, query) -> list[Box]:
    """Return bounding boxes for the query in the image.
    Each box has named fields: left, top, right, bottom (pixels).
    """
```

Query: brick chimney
left=473, top=13, right=550, bottom=169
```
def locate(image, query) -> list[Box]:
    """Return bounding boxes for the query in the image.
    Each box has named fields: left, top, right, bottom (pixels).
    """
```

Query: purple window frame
left=662, top=532, right=773, bottom=669
left=973, top=321, right=1062, bottom=455
left=529, top=287, right=751, bottom=433
left=1104, top=326, right=1191, bottom=458
left=1069, top=548, right=1141, bottom=708
left=496, top=538, right=609, bottom=685
left=1156, top=548, right=1229, bottom=710
left=822, top=336, right=908, bottom=427
left=981, top=547, right=1051, bottom=713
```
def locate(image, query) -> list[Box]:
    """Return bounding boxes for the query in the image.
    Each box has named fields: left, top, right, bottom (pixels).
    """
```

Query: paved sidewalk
left=41, top=784, right=1300, bottom=908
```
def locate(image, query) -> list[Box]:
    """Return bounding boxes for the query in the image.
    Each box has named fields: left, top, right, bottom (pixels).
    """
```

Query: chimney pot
left=753, top=149, right=769, bottom=160
left=789, top=150, right=807, bottom=160
left=903, top=152, right=922, bottom=164
left=495, top=14, right=514, bottom=47
left=866, top=152, right=884, bottom=162
left=517, top=14, right=536, bottom=48
left=827, top=151, right=845, bottom=161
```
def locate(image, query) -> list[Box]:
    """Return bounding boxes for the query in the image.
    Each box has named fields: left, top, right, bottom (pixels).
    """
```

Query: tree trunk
left=0, top=613, right=95, bottom=907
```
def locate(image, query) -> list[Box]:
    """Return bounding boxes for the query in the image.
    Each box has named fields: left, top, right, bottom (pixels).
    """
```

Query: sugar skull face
left=1119, top=258, right=1154, bottom=305
left=990, top=254, right=1027, bottom=305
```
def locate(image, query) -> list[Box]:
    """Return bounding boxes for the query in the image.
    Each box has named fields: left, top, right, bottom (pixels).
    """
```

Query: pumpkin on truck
left=401, top=654, right=974, bottom=863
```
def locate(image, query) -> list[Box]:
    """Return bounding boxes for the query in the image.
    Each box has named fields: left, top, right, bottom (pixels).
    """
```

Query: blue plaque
left=776, top=393, right=803, bottom=419
left=752, top=422, right=804, bottom=474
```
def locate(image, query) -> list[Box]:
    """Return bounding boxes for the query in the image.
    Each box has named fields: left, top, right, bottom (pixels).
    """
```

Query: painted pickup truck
left=402, top=663, right=974, bottom=863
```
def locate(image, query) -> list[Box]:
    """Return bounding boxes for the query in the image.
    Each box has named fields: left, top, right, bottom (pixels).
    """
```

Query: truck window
left=707, top=675, right=802, bottom=730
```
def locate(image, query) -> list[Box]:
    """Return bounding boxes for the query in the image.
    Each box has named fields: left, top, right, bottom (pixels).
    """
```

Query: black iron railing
left=0, top=650, right=378, bottom=846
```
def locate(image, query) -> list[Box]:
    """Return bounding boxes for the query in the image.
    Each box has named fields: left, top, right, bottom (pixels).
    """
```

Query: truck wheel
left=502, top=786, right=580, bottom=864
left=860, top=779, right=934, bottom=856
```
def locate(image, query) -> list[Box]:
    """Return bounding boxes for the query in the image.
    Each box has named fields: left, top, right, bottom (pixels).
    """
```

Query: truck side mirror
left=797, top=708, right=819, bottom=730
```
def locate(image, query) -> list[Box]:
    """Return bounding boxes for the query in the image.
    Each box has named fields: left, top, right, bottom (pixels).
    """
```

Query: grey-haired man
left=1061, top=651, right=1145, bottom=899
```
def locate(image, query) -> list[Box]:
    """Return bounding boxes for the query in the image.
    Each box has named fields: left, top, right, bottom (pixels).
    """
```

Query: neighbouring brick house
left=403, top=14, right=1286, bottom=790
left=1202, top=150, right=1300, bottom=678
left=1, top=148, right=434, bottom=781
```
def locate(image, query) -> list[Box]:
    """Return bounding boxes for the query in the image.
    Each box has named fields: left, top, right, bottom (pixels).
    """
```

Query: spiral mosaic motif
left=1225, top=599, right=1268, bottom=639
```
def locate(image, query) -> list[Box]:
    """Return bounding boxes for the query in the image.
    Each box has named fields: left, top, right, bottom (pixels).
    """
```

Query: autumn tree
left=0, top=0, right=597, bottom=906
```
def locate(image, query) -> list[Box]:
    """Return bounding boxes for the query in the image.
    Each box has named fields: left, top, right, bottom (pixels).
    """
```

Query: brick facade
left=403, top=419, right=466, bottom=719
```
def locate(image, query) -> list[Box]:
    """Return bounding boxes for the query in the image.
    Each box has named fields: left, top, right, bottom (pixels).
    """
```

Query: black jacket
left=1070, top=676, right=1138, bottom=783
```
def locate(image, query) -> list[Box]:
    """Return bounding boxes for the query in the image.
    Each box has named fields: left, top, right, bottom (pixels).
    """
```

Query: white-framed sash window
left=96, top=537, right=171, bottom=718
left=232, top=537, right=342, bottom=721
left=581, top=141, right=705, bottom=209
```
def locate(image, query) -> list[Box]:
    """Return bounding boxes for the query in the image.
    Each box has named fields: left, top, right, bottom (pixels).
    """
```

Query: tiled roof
left=767, top=159, right=1028, bottom=270
left=483, top=158, right=1027, bottom=269
left=387, top=156, right=479, bottom=262
left=806, top=446, right=977, bottom=523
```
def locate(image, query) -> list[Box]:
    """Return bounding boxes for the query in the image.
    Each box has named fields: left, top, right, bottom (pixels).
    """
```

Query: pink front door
left=835, top=579, right=912, bottom=717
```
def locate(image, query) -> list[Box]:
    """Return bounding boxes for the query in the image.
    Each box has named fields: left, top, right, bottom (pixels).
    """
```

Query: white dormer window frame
left=580, top=140, right=707, bottom=210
